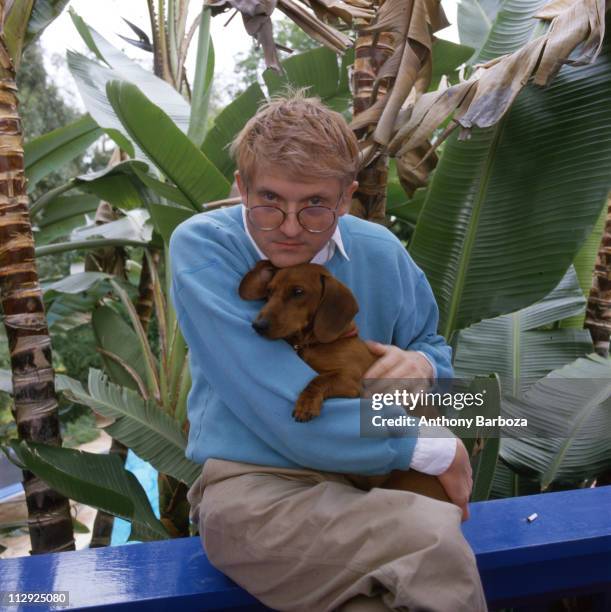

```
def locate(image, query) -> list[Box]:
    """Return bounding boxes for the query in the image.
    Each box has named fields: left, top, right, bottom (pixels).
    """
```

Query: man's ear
left=235, top=170, right=246, bottom=202
left=239, top=260, right=277, bottom=300
left=313, top=275, right=359, bottom=343
left=339, top=180, right=359, bottom=216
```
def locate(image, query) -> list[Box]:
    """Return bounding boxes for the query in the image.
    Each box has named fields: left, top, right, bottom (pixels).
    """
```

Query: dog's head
left=239, top=260, right=358, bottom=343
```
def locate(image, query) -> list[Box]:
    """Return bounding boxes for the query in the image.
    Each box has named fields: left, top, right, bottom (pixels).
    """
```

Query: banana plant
left=452, top=265, right=611, bottom=494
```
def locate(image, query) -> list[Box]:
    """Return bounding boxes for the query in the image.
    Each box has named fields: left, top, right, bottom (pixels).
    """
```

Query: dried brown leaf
left=362, top=0, right=413, bottom=36
left=308, top=0, right=375, bottom=24
left=457, top=35, right=547, bottom=129
left=395, top=142, right=438, bottom=196
left=349, top=96, right=386, bottom=131
left=373, top=41, right=423, bottom=145
left=533, top=0, right=606, bottom=85
left=278, top=0, right=352, bottom=52
left=389, top=80, right=475, bottom=154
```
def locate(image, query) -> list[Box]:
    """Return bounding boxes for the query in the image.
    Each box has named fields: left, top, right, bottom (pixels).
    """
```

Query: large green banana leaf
left=499, top=354, right=611, bottom=488
left=201, top=82, right=266, bottom=183
left=7, top=439, right=168, bottom=541
left=488, top=457, right=542, bottom=499
left=188, top=9, right=215, bottom=148
left=56, top=369, right=201, bottom=487
left=453, top=266, right=594, bottom=395
left=92, top=305, right=149, bottom=393
left=410, top=34, right=611, bottom=340
left=467, top=374, right=501, bottom=502
left=106, top=80, right=231, bottom=210
left=33, top=193, right=99, bottom=246
left=264, top=47, right=353, bottom=113
left=30, top=160, right=149, bottom=218
left=452, top=265, right=596, bottom=496
left=42, top=272, right=137, bottom=332
left=24, top=115, right=103, bottom=192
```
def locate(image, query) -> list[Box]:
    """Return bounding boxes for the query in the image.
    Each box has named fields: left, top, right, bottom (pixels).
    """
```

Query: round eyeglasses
left=245, top=188, right=343, bottom=234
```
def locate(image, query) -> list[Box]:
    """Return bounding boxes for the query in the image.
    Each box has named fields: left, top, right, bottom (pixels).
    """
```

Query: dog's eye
left=292, top=287, right=305, bottom=297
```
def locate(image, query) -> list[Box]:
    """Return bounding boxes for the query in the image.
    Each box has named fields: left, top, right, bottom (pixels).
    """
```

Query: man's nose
left=278, top=210, right=302, bottom=237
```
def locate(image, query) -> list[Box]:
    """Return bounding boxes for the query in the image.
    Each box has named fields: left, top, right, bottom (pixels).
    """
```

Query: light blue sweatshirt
left=169, top=205, right=453, bottom=475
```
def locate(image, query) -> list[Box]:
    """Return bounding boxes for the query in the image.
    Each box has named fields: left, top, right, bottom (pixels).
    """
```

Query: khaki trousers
left=187, top=458, right=488, bottom=612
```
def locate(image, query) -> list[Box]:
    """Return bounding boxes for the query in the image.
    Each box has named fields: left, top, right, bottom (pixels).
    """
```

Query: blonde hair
left=229, top=87, right=359, bottom=188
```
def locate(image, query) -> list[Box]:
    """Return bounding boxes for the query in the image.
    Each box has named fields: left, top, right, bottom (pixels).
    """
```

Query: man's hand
left=363, top=341, right=434, bottom=383
left=438, top=438, right=473, bottom=522
left=363, top=342, right=472, bottom=519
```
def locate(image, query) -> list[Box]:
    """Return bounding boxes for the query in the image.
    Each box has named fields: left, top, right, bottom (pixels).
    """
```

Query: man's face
left=235, top=168, right=358, bottom=268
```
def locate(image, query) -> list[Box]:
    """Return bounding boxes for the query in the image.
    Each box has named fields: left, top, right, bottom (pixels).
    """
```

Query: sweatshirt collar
left=241, top=205, right=350, bottom=264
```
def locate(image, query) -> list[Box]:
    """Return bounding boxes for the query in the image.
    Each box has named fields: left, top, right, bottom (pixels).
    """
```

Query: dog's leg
left=293, top=373, right=361, bottom=422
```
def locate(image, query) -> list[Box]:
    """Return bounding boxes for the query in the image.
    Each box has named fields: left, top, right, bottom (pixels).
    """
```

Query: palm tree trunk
left=0, top=25, right=74, bottom=554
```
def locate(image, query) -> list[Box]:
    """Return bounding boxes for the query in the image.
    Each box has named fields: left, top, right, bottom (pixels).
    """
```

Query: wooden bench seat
left=1, top=485, right=610, bottom=611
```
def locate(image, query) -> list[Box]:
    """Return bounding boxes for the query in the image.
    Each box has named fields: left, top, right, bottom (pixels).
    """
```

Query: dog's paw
left=293, top=393, right=322, bottom=422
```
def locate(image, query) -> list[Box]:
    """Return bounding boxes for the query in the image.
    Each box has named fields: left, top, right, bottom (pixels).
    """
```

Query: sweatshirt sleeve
left=392, top=253, right=454, bottom=382
left=389, top=250, right=457, bottom=474
left=169, top=217, right=417, bottom=476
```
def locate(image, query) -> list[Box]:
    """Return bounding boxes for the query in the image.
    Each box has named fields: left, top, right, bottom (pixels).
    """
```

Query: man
left=169, top=90, right=487, bottom=611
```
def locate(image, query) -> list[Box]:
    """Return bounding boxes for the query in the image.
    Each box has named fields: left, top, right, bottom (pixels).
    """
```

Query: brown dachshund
left=239, top=260, right=450, bottom=503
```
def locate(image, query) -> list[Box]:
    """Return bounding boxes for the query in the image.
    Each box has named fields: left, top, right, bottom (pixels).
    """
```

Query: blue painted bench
left=1, top=485, right=610, bottom=611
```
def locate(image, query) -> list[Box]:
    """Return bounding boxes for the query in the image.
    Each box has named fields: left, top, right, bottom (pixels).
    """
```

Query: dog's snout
left=252, top=319, right=270, bottom=335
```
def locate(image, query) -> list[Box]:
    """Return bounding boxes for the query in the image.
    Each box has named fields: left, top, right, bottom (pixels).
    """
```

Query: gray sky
left=39, top=0, right=460, bottom=111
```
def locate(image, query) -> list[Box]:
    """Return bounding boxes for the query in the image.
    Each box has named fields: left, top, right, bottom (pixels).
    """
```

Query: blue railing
left=1, top=484, right=610, bottom=610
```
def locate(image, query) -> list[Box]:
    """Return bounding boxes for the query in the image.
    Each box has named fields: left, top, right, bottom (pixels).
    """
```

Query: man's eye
left=292, top=287, right=305, bottom=297
left=263, top=192, right=277, bottom=201
left=309, top=197, right=323, bottom=206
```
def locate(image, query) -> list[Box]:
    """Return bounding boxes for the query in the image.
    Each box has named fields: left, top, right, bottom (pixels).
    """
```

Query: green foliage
left=229, top=17, right=321, bottom=97
left=61, top=410, right=99, bottom=448
left=52, top=325, right=103, bottom=383
left=0, top=394, right=16, bottom=446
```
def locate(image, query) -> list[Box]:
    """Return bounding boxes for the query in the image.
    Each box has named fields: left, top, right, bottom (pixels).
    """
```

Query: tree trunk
left=351, top=2, right=394, bottom=224
left=0, top=27, right=74, bottom=554
left=585, top=193, right=611, bottom=357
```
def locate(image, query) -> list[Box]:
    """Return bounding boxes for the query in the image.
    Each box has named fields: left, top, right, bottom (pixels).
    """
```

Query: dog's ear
left=313, top=275, right=359, bottom=343
left=239, top=260, right=277, bottom=300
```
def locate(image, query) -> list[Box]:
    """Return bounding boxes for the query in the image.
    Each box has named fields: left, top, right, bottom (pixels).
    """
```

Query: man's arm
left=374, top=258, right=471, bottom=519
left=169, top=217, right=418, bottom=476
